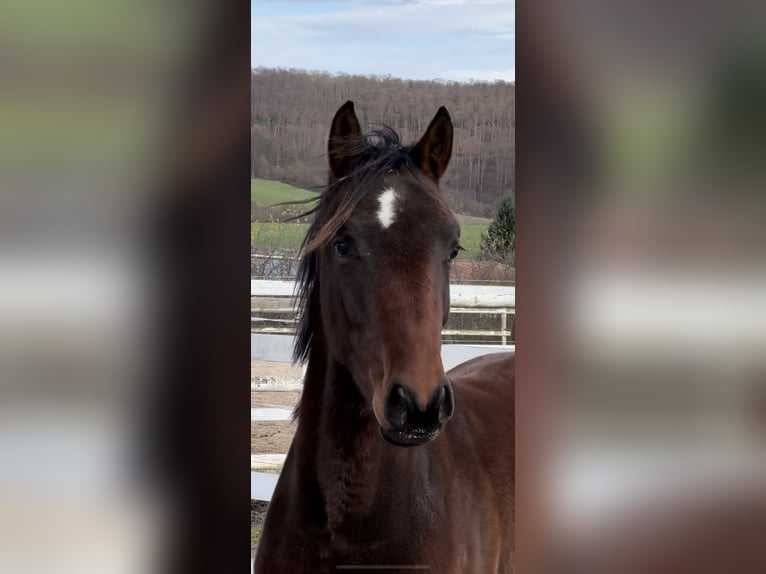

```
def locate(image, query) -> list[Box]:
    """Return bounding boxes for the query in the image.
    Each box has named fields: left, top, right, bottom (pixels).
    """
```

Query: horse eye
left=449, top=246, right=462, bottom=261
left=334, top=240, right=351, bottom=258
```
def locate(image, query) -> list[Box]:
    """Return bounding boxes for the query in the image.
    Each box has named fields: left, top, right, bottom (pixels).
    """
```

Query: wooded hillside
left=251, top=68, right=514, bottom=217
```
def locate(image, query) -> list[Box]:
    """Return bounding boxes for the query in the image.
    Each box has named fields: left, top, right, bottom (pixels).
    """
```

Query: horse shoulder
left=447, top=351, right=514, bottom=393
left=440, top=352, right=515, bottom=572
left=443, top=350, right=515, bottom=480
left=254, top=445, right=333, bottom=573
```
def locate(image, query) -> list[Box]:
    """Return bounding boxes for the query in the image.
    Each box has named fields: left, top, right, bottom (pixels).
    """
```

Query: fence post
left=501, top=309, right=507, bottom=346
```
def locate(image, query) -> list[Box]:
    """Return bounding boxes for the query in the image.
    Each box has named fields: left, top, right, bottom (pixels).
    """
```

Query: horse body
left=256, top=352, right=513, bottom=574
left=254, top=101, right=513, bottom=573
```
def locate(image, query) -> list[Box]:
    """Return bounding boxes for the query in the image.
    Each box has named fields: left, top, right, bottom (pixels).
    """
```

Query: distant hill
left=251, top=68, right=514, bottom=217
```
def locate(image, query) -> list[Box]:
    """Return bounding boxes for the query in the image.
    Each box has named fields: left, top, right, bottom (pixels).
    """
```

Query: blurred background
left=0, top=1, right=249, bottom=573
left=519, top=1, right=766, bottom=572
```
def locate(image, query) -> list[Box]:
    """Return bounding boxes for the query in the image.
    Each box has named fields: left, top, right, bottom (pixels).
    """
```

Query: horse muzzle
left=379, top=379, right=454, bottom=446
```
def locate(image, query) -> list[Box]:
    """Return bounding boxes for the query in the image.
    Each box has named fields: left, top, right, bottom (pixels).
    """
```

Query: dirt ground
left=251, top=391, right=301, bottom=408
left=251, top=359, right=304, bottom=379
left=251, top=359, right=302, bottom=453
left=251, top=360, right=303, bottom=557
left=251, top=420, right=296, bottom=453
left=251, top=387, right=301, bottom=454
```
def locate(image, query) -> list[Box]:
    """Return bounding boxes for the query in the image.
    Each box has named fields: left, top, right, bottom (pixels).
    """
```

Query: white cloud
left=412, top=0, right=511, bottom=5
left=251, top=1, right=515, bottom=81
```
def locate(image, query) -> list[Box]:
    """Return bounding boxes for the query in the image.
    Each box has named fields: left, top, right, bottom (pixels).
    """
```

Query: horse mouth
left=380, top=425, right=441, bottom=447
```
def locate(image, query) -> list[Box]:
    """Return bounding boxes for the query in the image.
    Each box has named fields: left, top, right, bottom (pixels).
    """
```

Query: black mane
left=292, top=124, right=415, bottom=364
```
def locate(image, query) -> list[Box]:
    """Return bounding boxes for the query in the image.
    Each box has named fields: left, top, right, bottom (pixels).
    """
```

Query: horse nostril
left=385, top=382, right=412, bottom=429
left=437, top=382, right=455, bottom=423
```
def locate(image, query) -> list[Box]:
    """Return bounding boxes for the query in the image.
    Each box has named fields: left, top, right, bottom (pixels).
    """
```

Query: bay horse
left=254, top=101, right=514, bottom=573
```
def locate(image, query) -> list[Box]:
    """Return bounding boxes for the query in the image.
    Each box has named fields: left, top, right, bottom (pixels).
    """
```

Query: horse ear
left=328, top=100, right=362, bottom=178
left=411, top=106, right=453, bottom=181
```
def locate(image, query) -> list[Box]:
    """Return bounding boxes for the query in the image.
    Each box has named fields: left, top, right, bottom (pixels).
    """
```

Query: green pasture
left=456, top=214, right=492, bottom=226
left=457, top=224, right=486, bottom=259
left=251, top=222, right=308, bottom=251
left=251, top=179, right=318, bottom=206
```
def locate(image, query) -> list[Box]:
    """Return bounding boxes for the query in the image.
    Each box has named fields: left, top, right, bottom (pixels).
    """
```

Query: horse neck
left=294, top=302, right=378, bottom=447
left=295, top=332, right=398, bottom=525
left=298, top=339, right=382, bottom=462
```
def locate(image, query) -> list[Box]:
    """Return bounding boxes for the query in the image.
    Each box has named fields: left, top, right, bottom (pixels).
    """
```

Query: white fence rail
left=251, top=280, right=515, bottom=344
left=252, top=454, right=288, bottom=471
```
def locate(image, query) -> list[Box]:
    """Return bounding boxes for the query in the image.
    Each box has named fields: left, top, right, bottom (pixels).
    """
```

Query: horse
left=254, top=101, right=514, bottom=573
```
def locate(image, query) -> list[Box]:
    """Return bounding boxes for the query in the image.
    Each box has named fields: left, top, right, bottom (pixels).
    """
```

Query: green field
left=456, top=214, right=492, bottom=226
left=251, top=222, right=487, bottom=258
left=458, top=224, right=487, bottom=259
left=251, top=179, right=318, bottom=206
left=251, top=222, right=308, bottom=251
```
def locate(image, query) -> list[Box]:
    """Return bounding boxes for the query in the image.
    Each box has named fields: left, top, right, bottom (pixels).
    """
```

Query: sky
left=251, top=0, right=515, bottom=83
